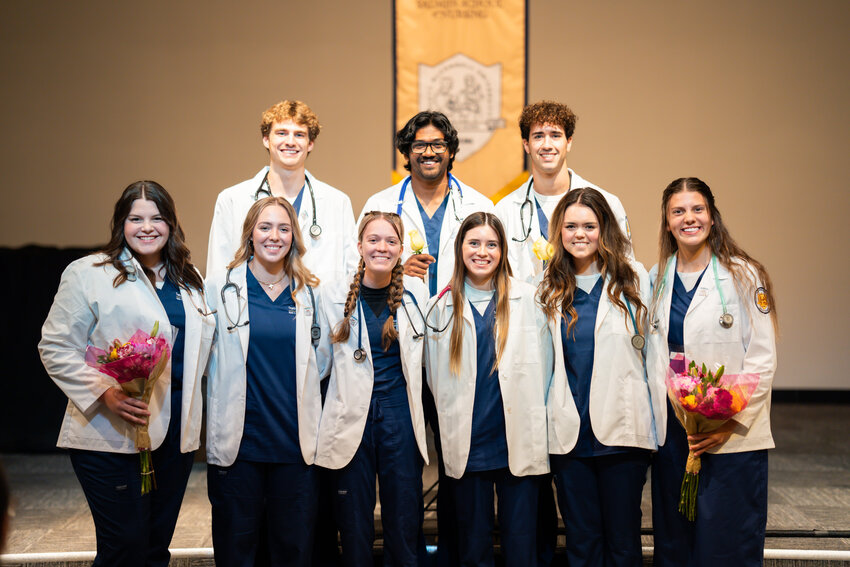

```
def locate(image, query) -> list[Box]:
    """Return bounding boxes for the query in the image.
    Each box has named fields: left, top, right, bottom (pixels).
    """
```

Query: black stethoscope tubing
left=512, top=177, right=536, bottom=243
left=221, top=267, right=320, bottom=346
left=352, top=290, right=425, bottom=362
left=255, top=171, right=321, bottom=238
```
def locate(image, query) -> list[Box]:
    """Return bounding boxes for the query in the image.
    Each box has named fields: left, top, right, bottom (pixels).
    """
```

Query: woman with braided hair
left=315, top=211, right=429, bottom=566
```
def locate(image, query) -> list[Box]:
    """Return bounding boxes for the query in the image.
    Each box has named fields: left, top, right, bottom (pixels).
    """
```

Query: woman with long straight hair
left=425, top=212, right=552, bottom=567
left=205, top=196, right=328, bottom=567
left=39, top=181, right=214, bottom=566
left=315, top=211, right=428, bottom=566
left=538, top=187, right=660, bottom=566
left=647, top=177, right=778, bottom=567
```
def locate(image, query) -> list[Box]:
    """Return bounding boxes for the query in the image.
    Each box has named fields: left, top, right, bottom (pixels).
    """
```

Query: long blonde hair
left=653, top=178, right=778, bottom=330
left=538, top=188, right=646, bottom=336
left=330, top=212, right=405, bottom=350
left=228, top=196, right=318, bottom=296
left=447, top=212, right=512, bottom=375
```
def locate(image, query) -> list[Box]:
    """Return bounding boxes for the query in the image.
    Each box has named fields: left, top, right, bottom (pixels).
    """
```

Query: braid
left=331, top=260, right=365, bottom=344
left=381, top=262, right=405, bottom=350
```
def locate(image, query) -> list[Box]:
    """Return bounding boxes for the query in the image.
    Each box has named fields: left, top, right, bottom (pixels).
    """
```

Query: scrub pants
left=423, top=377, right=459, bottom=567
left=334, top=396, right=424, bottom=567
left=69, top=418, right=194, bottom=567
left=652, top=407, right=768, bottom=567
left=453, top=468, right=538, bottom=567
left=207, top=459, right=318, bottom=567
left=551, top=452, right=650, bottom=567
left=536, top=474, right=558, bottom=567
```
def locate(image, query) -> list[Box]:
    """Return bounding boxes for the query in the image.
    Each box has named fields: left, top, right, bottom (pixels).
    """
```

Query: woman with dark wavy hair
left=538, top=187, right=658, bottom=567
left=647, top=177, right=778, bottom=567
left=39, top=181, right=214, bottom=567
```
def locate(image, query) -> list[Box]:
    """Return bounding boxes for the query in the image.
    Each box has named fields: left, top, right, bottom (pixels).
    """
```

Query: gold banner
left=394, top=0, right=527, bottom=198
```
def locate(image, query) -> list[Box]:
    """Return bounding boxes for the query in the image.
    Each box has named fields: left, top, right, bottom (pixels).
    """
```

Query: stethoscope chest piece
left=630, top=334, right=646, bottom=350
left=719, top=312, right=734, bottom=329
left=353, top=348, right=366, bottom=362
left=309, top=223, right=322, bottom=238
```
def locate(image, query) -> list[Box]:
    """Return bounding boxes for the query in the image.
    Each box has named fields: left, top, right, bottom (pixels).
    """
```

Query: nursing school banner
left=393, top=0, right=527, bottom=200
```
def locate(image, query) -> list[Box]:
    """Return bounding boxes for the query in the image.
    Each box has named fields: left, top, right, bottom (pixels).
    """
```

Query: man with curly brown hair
left=495, top=100, right=631, bottom=282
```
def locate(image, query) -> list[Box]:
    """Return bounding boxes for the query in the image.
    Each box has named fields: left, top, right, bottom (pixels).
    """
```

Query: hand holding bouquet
left=86, top=322, right=172, bottom=494
left=666, top=358, right=759, bottom=520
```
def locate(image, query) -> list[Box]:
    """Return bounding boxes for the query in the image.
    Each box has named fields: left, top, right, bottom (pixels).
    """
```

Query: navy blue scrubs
left=207, top=270, right=318, bottom=567
left=652, top=270, right=768, bottom=567
left=70, top=276, right=194, bottom=567
left=453, top=291, right=538, bottom=567
left=334, top=286, right=424, bottom=567
left=549, top=277, right=650, bottom=567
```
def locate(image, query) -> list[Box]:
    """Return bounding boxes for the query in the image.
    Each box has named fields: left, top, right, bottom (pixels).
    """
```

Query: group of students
left=38, top=99, right=778, bottom=567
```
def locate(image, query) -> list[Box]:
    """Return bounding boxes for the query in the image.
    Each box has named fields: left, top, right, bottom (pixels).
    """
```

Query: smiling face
left=251, top=204, right=293, bottom=268
left=666, top=190, right=713, bottom=255
left=263, top=119, right=314, bottom=171
left=406, top=124, right=453, bottom=183
left=462, top=224, right=502, bottom=288
left=561, top=203, right=600, bottom=274
left=123, top=198, right=169, bottom=267
left=358, top=218, right=402, bottom=286
left=523, top=122, right=572, bottom=177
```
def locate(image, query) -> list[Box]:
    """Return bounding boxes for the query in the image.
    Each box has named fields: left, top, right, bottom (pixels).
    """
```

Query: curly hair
left=395, top=111, right=459, bottom=172
left=519, top=100, right=578, bottom=140
left=538, top=187, right=646, bottom=336
left=260, top=100, right=321, bottom=141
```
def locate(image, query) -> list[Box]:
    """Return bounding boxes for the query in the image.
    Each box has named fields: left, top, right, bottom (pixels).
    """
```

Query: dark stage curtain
left=0, top=245, right=99, bottom=452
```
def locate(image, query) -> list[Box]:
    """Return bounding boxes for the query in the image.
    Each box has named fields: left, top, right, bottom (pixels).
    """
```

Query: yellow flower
left=409, top=230, right=426, bottom=254
left=532, top=236, right=555, bottom=261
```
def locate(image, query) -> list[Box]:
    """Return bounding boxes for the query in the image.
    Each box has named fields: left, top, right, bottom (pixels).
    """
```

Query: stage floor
left=3, top=402, right=849, bottom=556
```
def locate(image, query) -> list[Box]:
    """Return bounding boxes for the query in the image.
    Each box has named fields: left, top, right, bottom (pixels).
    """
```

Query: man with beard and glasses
left=358, top=111, right=493, bottom=566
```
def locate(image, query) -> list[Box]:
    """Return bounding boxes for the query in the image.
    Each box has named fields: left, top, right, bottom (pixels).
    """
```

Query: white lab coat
left=315, top=281, right=429, bottom=469
left=39, top=251, right=215, bottom=453
left=546, top=263, right=662, bottom=454
left=494, top=170, right=631, bottom=282
left=358, top=177, right=494, bottom=306
left=204, top=262, right=331, bottom=467
left=424, top=278, right=553, bottom=479
left=206, top=167, right=358, bottom=283
left=647, top=257, right=776, bottom=453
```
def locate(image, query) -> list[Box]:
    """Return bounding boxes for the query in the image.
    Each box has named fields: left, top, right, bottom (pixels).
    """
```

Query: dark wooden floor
left=2, top=402, right=849, bottom=557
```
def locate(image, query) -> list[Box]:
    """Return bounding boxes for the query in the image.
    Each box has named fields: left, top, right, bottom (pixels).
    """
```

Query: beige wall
left=2, top=1, right=848, bottom=389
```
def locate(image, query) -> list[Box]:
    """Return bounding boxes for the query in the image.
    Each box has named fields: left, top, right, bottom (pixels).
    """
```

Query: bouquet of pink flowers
left=666, top=357, right=759, bottom=520
left=86, top=322, right=172, bottom=495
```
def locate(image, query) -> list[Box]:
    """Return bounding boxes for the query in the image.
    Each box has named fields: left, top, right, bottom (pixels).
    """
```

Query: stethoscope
left=220, top=267, right=321, bottom=346
left=255, top=171, right=322, bottom=238
left=624, top=297, right=645, bottom=351
left=512, top=177, right=537, bottom=243
left=649, top=254, right=733, bottom=333
left=421, top=285, right=460, bottom=334
left=352, top=290, right=426, bottom=362
left=396, top=173, right=464, bottom=223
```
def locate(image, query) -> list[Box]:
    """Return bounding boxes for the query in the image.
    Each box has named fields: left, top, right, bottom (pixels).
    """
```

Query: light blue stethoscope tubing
left=649, top=254, right=731, bottom=333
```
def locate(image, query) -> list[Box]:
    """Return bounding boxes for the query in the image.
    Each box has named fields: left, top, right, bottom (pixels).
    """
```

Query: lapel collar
left=399, top=178, right=428, bottom=249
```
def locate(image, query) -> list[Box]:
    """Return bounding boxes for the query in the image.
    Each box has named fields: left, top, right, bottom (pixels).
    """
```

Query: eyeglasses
left=410, top=141, right=448, bottom=154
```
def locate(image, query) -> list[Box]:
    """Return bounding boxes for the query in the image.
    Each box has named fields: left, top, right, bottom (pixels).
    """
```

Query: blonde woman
left=425, top=212, right=552, bottom=567
left=205, top=196, right=328, bottom=567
